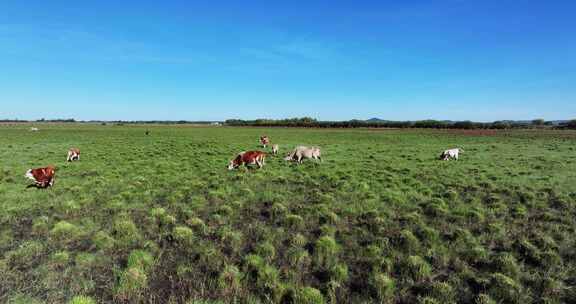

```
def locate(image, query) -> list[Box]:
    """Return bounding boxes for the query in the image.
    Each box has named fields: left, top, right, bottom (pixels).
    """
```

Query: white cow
left=272, top=144, right=279, bottom=155
left=30, top=127, right=39, bottom=132
left=284, top=146, right=322, bottom=163
left=440, top=148, right=462, bottom=160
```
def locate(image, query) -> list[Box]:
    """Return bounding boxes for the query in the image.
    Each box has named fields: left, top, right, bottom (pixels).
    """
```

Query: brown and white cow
left=227, top=151, right=267, bottom=170
left=67, top=148, right=80, bottom=162
left=260, top=136, right=270, bottom=148
left=25, top=165, right=56, bottom=188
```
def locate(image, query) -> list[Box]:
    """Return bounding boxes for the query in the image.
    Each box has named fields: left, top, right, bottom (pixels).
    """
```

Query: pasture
left=1, top=125, right=575, bottom=303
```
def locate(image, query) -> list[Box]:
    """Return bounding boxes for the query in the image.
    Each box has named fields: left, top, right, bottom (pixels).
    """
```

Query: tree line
left=225, top=117, right=576, bottom=129
left=2, top=117, right=576, bottom=129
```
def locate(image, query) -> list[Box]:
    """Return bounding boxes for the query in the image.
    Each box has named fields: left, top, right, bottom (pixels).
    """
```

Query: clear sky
left=1, top=1, right=575, bottom=121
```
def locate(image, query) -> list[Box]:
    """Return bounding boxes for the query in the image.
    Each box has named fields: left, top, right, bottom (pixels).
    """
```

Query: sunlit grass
left=0, top=124, right=575, bottom=302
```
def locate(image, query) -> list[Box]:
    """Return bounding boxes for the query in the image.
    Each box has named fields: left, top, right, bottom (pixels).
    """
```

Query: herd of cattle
left=23, top=134, right=462, bottom=188
left=227, top=136, right=322, bottom=170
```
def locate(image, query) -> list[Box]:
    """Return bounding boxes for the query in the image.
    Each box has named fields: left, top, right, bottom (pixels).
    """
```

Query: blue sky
left=1, top=1, right=575, bottom=121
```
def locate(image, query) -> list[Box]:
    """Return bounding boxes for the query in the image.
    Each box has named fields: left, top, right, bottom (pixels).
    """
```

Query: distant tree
left=566, top=119, right=576, bottom=129
left=453, top=121, right=477, bottom=129
left=532, top=119, right=545, bottom=126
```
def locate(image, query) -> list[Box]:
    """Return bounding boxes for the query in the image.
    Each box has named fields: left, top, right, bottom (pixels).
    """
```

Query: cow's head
left=284, top=153, right=294, bottom=161
left=24, top=169, right=34, bottom=180
left=227, top=160, right=238, bottom=170
left=227, top=153, right=244, bottom=170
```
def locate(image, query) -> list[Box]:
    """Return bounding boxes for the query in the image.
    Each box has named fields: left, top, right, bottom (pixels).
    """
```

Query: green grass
left=1, top=124, right=576, bottom=303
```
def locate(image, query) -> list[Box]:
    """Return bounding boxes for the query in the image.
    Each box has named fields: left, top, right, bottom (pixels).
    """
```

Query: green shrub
left=245, top=254, right=265, bottom=271
left=150, top=207, right=166, bottom=218
left=75, top=252, right=97, bottom=271
left=256, top=264, right=283, bottom=301
left=255, top=241, right=276, bottom=263
left=314, top=236, right=340, bottom=268
left=6, top=294, right=45, bottom=304
left=462, top=245, right=489, bottom=265
left=492, top=253, right=519, bottom=278
left=401, top=255, right=432, bottom=281
left=331, top=263, right=349, bottom=283
left=428, top=281, right=455, bottom=303
left=285, top=214, right=305, bottom=230
left=173, top=226, right=195, bottom=247
left=115, top=266, right=148, bottom=301
left=319, top=224, right=336, bottom=237
left=7, top=240, right=45, bottom=268
left=474, top=294, right=496, bottom=304
left=220, top=229, right=243, bottom=254
left=0, top=228, right=13, bottom=250
left=287, top=248, right=311, bottom=269
left=218, top=264, right=242, bottom=296
left=291, top=233, right=307, bottom=248
left=50, top=251, right=70, bottom=268
left=371, top=273, right=395, bottom=302
left=51, top=221, right=85, bottom=244
left=186, top=217, right=208, bottom=235
left=68, top=295, right=96, bottom=304
left=488, top=273, right=521, bottom=303
left=423, top=198, right=449, bottom=217
left=127, top=250, right=154, bottom=271
left=295, top=287, right=325, bottom=304
left=32, top=215, right=50, bottom=236
left=418, top=297, right=440, bottom=304
left=115, top=249, right=154, bottom=300
left=92, top=231, right=116, bottom=251
left=271, top=202, right=287, bottom=219
left=113, top=218, right=141, bottom=248
left=398, top=229, right=420, bottom=253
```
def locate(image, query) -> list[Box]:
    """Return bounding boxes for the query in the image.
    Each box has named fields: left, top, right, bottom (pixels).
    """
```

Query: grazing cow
left=67, top=148, right=80, bottom=162
left=440, top=148, right=462, bottom=160
left=284, top=146, right=322, bottom=163
left=25, top=165, right=56, bottom=188
left=227, top=151, right=267, bottom=170
left=30, top=127, right=39, bottom=132
left=260, top=136, right=270, bottom=148
left=272, top=144, right=279, bottom=155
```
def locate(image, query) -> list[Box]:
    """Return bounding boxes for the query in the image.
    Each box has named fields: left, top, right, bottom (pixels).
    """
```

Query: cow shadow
left=26, top=183, right=50, bottom=189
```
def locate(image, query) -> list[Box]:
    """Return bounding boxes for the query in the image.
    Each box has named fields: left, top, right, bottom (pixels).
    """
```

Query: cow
left=440, top=148, right=462, bottom=160
left=272, top=144, right=279, bottom=155
left=30, top=127, right=39, bottom=132
left=227, top=151, right=267, bottom=170
left=284, top=146, right=322, bottom=163
left=67, top=148, right=80, bottom=162
left=260, top=136, right=270, bottom=148
left=25, top=165, right=56, bottom=188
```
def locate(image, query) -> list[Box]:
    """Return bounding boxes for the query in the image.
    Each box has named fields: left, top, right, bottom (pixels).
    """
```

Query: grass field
left=1, top=124, right=575, bottom=304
